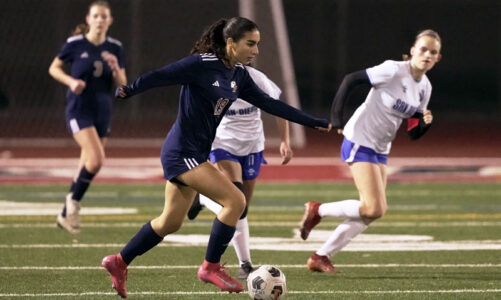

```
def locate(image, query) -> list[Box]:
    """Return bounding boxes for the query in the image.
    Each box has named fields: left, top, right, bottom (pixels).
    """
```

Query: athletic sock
left=199, top=194, right=223, bottom=214
left=232, top=217, right=251, bottom=264
left=316, top=219, right=368, bottom=257
left=318, top=200, right=361, bottom=219
left=205, top=218, right=236, bottom=263
left=120, top=221, right=163, bottom=265
left=72, top=167, right=96, bottom=201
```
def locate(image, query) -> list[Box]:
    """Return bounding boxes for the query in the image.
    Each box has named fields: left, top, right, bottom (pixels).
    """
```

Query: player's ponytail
left=191, top=19, right=228, bottom=58
left=191, top=17, right=258, bottom=61
left=72, top=23, right=89, bottom=36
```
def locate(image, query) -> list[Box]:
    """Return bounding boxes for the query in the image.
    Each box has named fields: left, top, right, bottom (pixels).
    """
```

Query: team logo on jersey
left=80, top=51, right=89, bottom=58
left=231, top=81, right=237, bottom=92
left=419, top=90, right=425, bottom=102
left=214, top=98, right=230, bottom=116
left=212, top=80, right=220, bottom=87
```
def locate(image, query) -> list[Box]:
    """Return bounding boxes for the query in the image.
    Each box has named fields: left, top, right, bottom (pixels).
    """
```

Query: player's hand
left=423, top=109, right=433, bottom=125
left=336, top=128, right=343, bottom=135
left=70, top=79, right=86, bottom=95
left=315, top=123, right=332, bottom=133
left=115, top=86, right=128, bottom=99
left=102, top=51, right=120, bottom=72
left=279, top=141, right=293, bottom=165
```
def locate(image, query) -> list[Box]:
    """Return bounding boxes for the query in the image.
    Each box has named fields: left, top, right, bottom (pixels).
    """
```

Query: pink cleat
left=307, top=253, right=337, bottom=273
left=102, top=254, right=128, bottom=298
left=197, top=260, right=243, bottom=293
left=299, top=201, right=322, bottom=240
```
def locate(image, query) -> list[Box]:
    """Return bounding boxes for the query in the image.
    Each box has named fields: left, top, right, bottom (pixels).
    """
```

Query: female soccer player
left=299, top=29, right=442, bottom=273
left=48, top=0, right=126, bottom=234
left=101, top=17, right=330, bottom=297
left=186, top=65, right=293, bottom=279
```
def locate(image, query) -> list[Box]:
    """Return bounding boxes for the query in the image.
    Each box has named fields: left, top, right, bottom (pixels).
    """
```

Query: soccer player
left=101, top=17, right=331, bottom=297
left=299, top=29, right=442, bottom=273
left=186, top=65, right=293, bottom=279
left=48, top=0, right=126, bottom=234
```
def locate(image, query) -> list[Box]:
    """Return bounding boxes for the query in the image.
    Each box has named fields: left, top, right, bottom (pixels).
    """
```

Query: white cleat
left=56, top=193, right=81, bottom=234
left=65, top=193, right=81, bottom=230
left=56, top=212, right=80, bottom=234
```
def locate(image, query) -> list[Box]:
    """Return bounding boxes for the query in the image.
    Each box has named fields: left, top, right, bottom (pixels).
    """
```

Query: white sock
left=316, top=219, right=368, bottom=257
left=231, top=217, right=251, bottom=265
left=318, top=200, right=361, bottom=219
left=199, top=194, right=222, bottom=214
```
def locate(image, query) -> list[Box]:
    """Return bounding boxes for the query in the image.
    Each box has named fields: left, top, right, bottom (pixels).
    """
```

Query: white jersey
left=211, top=66, right=282, bottom=156
left=343, top=60, right=432, bottom=154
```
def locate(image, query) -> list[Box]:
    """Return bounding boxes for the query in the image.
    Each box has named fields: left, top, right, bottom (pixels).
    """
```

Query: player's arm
left=240, top=80, right=331, bottom=132
left=48, top=57, right=86, bottom=95
left=330, top=70, right=371, bottom=134
left=407, top=109, right=433, bottom=140
left=116, top=55, right=198, bottom=99
left=275, top=117, right=293, bottom=165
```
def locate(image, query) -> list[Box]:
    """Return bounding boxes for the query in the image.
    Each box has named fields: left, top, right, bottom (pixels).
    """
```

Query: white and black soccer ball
left=247, top=265, right=287, bottom=300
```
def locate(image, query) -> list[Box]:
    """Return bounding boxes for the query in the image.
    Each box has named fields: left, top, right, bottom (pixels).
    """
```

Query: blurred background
left=0, top=0, right=499, bottom=157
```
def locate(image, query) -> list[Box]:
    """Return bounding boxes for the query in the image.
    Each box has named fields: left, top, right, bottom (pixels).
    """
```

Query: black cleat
left=237, top=261, right=256, bottom=279
left=187, top=194, right=203, bottom=220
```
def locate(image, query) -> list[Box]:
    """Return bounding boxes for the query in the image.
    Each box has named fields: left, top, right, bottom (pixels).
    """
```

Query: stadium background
left=0, top=0, right=499, bottom=158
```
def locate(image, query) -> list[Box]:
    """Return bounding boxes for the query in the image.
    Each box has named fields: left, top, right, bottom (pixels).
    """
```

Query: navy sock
left=205, top=218, right=236, bottom=263
left=72, top=167, right=95, bottom=201
left=120, top=222, right=163, bottom=265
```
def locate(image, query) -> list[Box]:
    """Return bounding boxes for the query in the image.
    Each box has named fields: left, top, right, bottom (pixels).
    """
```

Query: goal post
left=239, top=0, right=306, bottom=149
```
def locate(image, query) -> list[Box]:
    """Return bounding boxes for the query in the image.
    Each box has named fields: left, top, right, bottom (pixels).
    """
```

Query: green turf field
left=1, top=182, right=500, bottom=299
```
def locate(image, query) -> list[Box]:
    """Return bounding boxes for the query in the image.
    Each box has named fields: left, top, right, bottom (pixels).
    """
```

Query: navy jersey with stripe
left=122, top=53, right=328, bottom=180
left=57, top=34, right=125, bottom=120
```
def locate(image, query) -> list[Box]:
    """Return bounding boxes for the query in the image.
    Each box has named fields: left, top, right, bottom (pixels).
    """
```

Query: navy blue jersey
left=57, top=34, right=125, bottom=120
left=122, top=53, right=328, bottom=180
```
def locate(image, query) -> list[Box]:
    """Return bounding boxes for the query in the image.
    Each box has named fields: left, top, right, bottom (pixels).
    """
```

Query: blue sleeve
left=116, top=45, right=126, bottom=69
left=239, top=71, right=329, bottom=129
left=57, top=42, right=73, bottom=64
left=122, top=54, right=200, bottom=97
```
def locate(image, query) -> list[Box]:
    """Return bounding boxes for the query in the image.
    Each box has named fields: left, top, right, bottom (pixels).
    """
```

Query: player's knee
left=360, top=202, right=387, bottom=220
left=86, top=154, right=105, bottom=173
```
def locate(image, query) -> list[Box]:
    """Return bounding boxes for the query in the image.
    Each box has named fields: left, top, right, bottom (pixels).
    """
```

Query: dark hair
left=402, top=29, right=441, bottom=60
left=191, top=17, right=259, bottom=60
left=72, top=0, right=111, bottom=36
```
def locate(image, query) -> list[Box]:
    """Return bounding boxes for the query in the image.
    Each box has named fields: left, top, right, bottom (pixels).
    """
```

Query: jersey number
left=214, top=98, right=230, bottom=116
left=93, top=61, right=103, bottom=77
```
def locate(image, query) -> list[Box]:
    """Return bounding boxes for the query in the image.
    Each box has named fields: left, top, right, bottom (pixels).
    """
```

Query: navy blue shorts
left=340, top=138, right=388, bottom=165
left=209, top=149, right=267, bottom=180
left=66, top=115, right=110, bottom=138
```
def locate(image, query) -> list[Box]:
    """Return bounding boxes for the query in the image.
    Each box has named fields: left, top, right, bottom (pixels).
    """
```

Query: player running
left=300, top=29, right=442, bottom=273
left=187, top=65, right=293, bottom=279
left=101, top=17, right=330, bottom=298
left=49, top=0, right=127, bottom=234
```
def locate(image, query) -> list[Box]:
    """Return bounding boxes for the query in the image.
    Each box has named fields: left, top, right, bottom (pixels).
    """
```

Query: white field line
left=1, top=263, right=501, bottom=271
left=2, top=221, right=501, bottom=229
left=1, top=289, right=500, bottom=297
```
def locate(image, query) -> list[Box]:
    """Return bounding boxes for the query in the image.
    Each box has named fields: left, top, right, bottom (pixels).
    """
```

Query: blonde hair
left=402, top=29, right=441, bottom=60
left=71, top=0, right=111, bottom=36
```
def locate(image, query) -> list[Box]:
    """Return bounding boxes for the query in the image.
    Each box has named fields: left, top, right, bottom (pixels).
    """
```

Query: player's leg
left=57, top=126, right=104, bottom=233
left=307, top=162, right=386, bottom=273
left=102, top=180, right=197, bottom=298
left=178, top=162, right=245, bottom=292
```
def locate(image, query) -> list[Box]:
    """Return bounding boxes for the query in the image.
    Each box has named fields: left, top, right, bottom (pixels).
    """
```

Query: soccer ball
left=247, top=265, right=287, bottom=300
